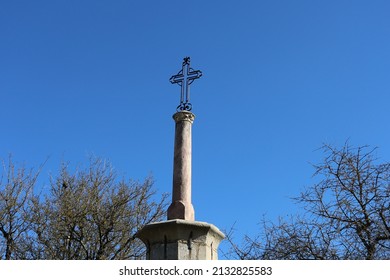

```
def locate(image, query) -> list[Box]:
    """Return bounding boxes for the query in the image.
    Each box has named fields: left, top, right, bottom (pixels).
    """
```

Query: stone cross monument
left=136, top=57, right=225, bottom=260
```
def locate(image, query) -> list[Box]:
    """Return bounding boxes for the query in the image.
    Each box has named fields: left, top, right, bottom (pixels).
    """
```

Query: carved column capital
left=173, top=111, right=195, bottom=124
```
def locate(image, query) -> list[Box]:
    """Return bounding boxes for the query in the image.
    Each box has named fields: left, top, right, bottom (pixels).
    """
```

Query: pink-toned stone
left=136, top=108, right=225, bottom=260
left=167, top=111, right=195, bottom=221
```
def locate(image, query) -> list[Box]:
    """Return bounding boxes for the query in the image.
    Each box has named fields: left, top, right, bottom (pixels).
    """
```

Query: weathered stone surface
left=168, top=111, right=195, bottom=221
left=136, top=108, right=225, bottom=260
left=167, top=200, right=195, bottom=221
left=136, top=219, right=225, bottom=260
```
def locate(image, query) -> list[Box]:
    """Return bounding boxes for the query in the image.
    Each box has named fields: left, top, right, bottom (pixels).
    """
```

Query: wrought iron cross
left=170, top=57, right=202, bottom=111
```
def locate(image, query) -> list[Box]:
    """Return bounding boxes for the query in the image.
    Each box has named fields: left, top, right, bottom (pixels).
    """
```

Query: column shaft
left=167, top=111, right=195, bottom=221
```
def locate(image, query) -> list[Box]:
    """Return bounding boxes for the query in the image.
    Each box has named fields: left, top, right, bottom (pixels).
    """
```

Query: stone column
left=136, top=109, right=225, bottom=260
left=167, top=111, right=195, bottom=221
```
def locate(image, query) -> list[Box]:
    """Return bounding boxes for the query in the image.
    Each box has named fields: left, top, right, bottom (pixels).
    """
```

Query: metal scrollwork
left=170, top=57, right=202, bottom=111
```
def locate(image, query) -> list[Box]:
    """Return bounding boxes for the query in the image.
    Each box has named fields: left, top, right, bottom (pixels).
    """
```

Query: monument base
left=136, top=219, right=225, bottom=260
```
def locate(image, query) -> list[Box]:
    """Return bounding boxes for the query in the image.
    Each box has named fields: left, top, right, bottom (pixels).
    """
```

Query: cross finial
left=170, top=57, right=202, bottom=111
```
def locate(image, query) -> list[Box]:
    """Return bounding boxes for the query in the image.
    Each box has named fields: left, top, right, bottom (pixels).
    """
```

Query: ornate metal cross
left=170, top=57, right=202, bottom=111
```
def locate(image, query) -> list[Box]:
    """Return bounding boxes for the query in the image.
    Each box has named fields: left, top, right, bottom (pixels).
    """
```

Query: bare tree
left=30, top=158, right=168, bottom=259
left=227, top=143, right=390, bottom=260
left=0, top=157, right=40, bottom=260
left=1, top=156, right=168, bottom=260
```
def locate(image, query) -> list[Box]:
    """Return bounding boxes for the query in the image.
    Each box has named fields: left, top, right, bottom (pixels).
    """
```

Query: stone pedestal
left=136, top=219, right=225, bottom=260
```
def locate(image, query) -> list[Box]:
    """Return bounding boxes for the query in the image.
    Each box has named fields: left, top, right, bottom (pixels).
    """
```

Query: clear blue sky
left=1, top=0, right=389, bottom=257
